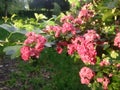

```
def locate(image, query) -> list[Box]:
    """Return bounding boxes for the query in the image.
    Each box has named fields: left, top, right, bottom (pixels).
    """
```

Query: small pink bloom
left=73, top=18, right=83, bottom=25
left=79, top=67, right=95, bottom=85
left=83, top=30, right=100, bottom=42
left=97, top=77, right=110, bottom=90
left=114, top=32, right=120, bottom=48
left=60, top=15, right=74, bottom=23
left=97, top=78, right=103, bottom=83
left=100, top=60, right=110, bottom=67
left=116, top=63, right=120, bottom=70
left=20, top=46, right=30, bottom=61
left=67, top=44, right=76, bottom=55
left=109, top=73, right=113, bottom=77
left=62, top=22, right=76, bottom=35
left=56, top=46, right=63, bottom=54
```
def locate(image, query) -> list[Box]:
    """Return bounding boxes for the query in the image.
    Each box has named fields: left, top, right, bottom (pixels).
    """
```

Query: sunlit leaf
left=110, top=50, right=119, bottom=59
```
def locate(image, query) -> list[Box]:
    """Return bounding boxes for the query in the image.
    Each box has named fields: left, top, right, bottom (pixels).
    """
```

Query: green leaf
left=103, top=44, right=110, bottom=50
left=110, top=50, right=119, bottom=59
left=0, top=24, right=17, bottom=33
left=3, top=45, right=22, bottom=59
left=68, top=0, right=80, bottom=7
left=34, top=13, right=47, bottom=21
left=0, top=24, right=27, bottom=34
left=102, top=10, right=114, bottom=21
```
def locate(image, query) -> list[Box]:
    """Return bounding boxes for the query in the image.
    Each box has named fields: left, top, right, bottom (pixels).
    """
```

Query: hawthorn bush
left=0, top=0, right=120, bottom=90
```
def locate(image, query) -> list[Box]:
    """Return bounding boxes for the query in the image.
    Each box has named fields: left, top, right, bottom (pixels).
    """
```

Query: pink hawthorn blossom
left=77, top=39, right=97, bottom=65
left=67, top=44, right=76, bottom=55
left=56, top=46, right=63, bottom=54
left=78, top=3, right=94, bottom=22
left=72, top=18, right=83, bottom=25
left=60, top=14, right=74, bottom=23
left=62, top=22, right=76, bottom=35
left=20, top=32, right=46, bottom=61
left=97, top=76, right=110, bottom=90
left=68, top=34, right=98, bottom=65
left=45, top=25, right=62, bottom=37
left=79, top=67, right=95, bottom=85
left=56, top=41, right=68, bottom=54
left=114, top=32, right=120, bottom=48
left=83, top=30, right=100, bottom=42
left=100, top=59, right=110, bottom=67
left=20, top=46, right=30, bottom=61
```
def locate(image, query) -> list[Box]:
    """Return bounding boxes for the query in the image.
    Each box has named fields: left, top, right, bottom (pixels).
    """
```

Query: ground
left=0, top=56, right=17, bottom=90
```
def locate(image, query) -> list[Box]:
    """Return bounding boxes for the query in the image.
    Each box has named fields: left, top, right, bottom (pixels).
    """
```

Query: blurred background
left=0, top=0, right=70, bottom=18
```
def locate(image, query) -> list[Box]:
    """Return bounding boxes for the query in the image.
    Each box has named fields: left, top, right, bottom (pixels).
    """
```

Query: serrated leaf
left=3, top=45, right=22, bottom=59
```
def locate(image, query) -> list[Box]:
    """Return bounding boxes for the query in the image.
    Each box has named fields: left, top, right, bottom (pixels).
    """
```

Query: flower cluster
left=79, top=67, right=95, bottom=85
left=78, top=3, right=94, bottom=22
left=45, top=4, right=94, bottom=38
left=56, top=41, right=68, bottom=54
left=97, top=77, right=110, bottom=90
left=100, top=59, right=110, bottom=67
left=114, top=32, right=120, bottom=48
left=67, top=30, right=100, bottom=65
left=20, top=32, right=46, bottom=61
left=18, top=1, right=120, bottom=90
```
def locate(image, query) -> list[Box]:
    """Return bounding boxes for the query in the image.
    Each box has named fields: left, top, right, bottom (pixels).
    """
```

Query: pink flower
left=60, top=15, right=74, bottom=23
left=73, top=18, right=83, bottom=25
left=77, top=40, right=97, bottom=65
left=100, top=60, right=110, bottom=67
left=67, top=44, right=76, bottom=55
left=67, top=33, right=99, bottom=65
left=20, top=46, right=30, bottom=61
left=30, top=48, right=40, bottom=58
left=56, top=46, right=63, bottom=54
left=97, top=77, right=110, bottom=90
left=83, top=30, right=100, bottom=42
left=79, top=67, right=95, bottom=85
left=24, top=32, right=37, bottom=45
left=116, top=63, right=120, bottom=70
left=78, top=3, right=94, bottom=23
left=45, top=25, right=62, bottom=37
left=56, top=41, right=68, bottom=54
left=21, top=32, right=46, bottom=61
left=109, top=73, right=113, bottom=77
left=52, top=26, right=61, bottom=37
left=62, top=22, right=76, bottom=35
left=114, top=32, right=120, bottom=48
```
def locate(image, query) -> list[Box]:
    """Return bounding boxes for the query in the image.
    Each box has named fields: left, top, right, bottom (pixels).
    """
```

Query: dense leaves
left=0, top=0, right=120, bottom=90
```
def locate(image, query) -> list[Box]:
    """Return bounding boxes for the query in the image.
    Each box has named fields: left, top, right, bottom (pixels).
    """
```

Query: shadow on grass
left=6, top=48, right=90, bottom=90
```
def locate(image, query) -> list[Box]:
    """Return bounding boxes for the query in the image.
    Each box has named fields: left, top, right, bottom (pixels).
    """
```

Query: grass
left=6, top=48, right=90, bottom=90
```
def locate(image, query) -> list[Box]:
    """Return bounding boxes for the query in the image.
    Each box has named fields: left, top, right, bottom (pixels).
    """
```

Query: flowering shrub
left=21, top=32, right=46, bottom=61
left=1, top=0, right=120, bottom=90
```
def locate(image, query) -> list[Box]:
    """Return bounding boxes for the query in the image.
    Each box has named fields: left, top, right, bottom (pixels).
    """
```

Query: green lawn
left=7, top=48, right=90, bottom=90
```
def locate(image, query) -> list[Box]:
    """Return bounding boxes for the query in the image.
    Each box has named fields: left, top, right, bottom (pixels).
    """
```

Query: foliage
left=0, top=0, right=26, bottom=16
left=0, top=0, right=120, bottom=90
